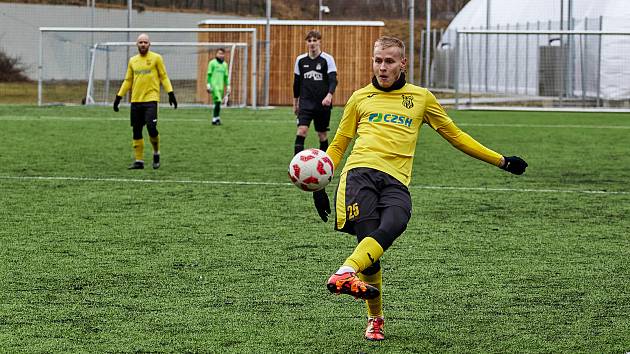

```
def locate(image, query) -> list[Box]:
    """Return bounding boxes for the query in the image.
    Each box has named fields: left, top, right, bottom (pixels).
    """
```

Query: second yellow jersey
left=334, top=82, right=502, bottom=186
left=117, top=51, right=173, bottom=103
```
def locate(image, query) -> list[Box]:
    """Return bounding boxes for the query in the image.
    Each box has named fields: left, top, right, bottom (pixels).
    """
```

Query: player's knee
left=382, top=206, right=410, bottom=235
left=370, top=207, right=410, bottom=250
left=132, top=125, right=144, bottom=140
left=147, top=124, right=158, bottom=138
left=296, top=126, right=308, bottom=136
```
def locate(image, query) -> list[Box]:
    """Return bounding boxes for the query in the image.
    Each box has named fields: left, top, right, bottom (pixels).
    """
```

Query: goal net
left=38, top=27, right=258, bottom=107
left=86, top=42, right=249, bottom=107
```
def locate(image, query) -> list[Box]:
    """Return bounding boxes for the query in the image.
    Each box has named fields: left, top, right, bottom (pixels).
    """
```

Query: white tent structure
left=435, top=0, right=630, bottom=104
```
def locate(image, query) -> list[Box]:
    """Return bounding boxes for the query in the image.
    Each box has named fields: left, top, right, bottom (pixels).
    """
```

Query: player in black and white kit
left=293, top=30, right=338, bottom=155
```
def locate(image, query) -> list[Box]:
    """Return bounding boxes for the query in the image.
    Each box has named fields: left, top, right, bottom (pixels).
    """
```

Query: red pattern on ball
left=288, top=172, right=297, bottom=183
left=302, top=176, right=319, bottom=185
left=300, top=155, right=316, bottom=162
left=316, top=160, right=326, bottom=175
left=321, top=156, right=334, bottom=172
left=292, top=164, right=301, bottom=178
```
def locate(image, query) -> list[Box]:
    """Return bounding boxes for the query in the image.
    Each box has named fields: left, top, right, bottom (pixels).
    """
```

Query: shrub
left=0, top=50, right=30, bottom=82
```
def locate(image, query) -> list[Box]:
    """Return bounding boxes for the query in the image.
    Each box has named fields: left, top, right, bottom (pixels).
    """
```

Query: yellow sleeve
left=422, top=90, right=453, bottom=130
left=117, top=60, right=133, bottom=96
left=326, top=93, right=359, bottom=168
left=326, top=135, right=351, bottom=169
left=435, top=120, right=503, bottom=166
left=336, top=93, right=359, bottom=138
left=156, top=55, right=173, bottom=93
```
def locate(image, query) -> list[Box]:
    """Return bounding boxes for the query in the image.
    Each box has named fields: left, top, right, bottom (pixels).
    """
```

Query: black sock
left=213, top=102, right=221, bottom=117
left=294, top=135, right=305, bottom=155
left=319, top=139, right=329, bottom=152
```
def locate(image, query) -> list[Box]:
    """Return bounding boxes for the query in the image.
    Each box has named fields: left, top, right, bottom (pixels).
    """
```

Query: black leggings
left=355, top=205, right=409, bottom=275
left=130, top=102, right=158, bottom=139
left=132, top=123, right=158, bottom=140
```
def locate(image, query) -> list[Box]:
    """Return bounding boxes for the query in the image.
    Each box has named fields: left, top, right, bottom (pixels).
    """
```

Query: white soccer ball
left=288, top=148, right=334, bottom=192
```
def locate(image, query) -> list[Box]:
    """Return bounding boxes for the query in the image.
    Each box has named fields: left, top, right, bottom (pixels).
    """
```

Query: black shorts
left=130, top=101, right=158, bottom=127
left=297, top=108, right=331, bottom=132
left=334, top=167, right=412, bottom=235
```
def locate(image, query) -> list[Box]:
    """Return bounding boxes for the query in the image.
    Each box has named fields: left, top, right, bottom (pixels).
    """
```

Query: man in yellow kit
left=313, top=36, right=528, bottom=341
left=113, top=33, right=177, bottom=169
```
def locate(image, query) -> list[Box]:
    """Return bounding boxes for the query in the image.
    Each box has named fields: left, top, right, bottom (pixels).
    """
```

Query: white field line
left=0, top=115, right=629, bottom=130
left=0, top=175, right=627, bottom=195
left=458, top=123, right=630, bottom=129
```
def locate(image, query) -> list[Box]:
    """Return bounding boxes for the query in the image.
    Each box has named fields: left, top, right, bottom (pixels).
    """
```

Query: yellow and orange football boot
left=326, top=272, right=379, bottom=300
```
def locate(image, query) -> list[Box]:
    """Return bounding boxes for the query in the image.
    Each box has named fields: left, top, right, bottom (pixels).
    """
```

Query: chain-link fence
left=449, top=28, right=630, bottom=110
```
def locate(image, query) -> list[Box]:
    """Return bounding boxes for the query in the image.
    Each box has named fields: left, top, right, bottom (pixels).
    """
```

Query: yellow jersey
left=117, top=51, right=173, bottom=103
left=328, top=81, right=502, bottom=186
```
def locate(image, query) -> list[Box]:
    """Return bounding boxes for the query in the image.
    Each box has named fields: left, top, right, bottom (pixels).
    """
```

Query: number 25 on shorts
left=347, top=203, right=360, bottom=220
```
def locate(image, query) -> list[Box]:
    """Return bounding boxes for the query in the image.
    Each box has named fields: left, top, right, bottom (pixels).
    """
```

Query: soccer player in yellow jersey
left=315, top=36, right=528, bottom=341
left=113, top=33, right=177, bottom=170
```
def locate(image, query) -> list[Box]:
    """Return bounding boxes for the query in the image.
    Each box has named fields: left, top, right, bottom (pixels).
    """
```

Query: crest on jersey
left=401, top=94, right=414, bottom=109
left=316, top=63, right=322, bottom=70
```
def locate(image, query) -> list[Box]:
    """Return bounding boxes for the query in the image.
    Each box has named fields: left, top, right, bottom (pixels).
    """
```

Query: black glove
left=313, top=189, right=331, bottom=222
left=168, top=92, right=177, bottom=109
left=501, top=156, right=528, bottom=175
left=113, top=95, right=122, bottom=112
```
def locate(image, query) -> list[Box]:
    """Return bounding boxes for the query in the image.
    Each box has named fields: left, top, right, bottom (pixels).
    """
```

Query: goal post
left=85, top=41, right=248, bottom=107
left=38, top=27, right=258, bottom=108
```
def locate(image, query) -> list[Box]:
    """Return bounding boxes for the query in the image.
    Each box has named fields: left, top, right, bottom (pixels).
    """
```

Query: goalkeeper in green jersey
left=206, top=48, right=231, bottom=126
left=315, top=36, right=528, bottom=341
left=113, top=33, right=177, bottom=170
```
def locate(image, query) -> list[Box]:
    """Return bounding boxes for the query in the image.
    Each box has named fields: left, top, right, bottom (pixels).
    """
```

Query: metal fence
left=443, top=29, right=630, bottom=110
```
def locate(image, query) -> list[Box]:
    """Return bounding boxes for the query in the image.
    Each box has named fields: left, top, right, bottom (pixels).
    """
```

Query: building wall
left=199, top=21, right=383, bottom=106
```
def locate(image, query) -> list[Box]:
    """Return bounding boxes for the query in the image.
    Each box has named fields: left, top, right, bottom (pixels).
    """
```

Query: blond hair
left=374, top=36, right=405, bottom=58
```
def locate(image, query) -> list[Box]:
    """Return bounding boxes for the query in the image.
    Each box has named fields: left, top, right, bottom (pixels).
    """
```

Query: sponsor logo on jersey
left=368, top=112, right=412, bottom=127
left=134, top=69, right=152, bottom=75
left=304, top=70, right=323, bottom=81
left=401, top=94, right=414, bottom=109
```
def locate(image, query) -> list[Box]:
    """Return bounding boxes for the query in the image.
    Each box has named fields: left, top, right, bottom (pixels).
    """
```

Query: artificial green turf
left=0, top=105, right=629, bottom=352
